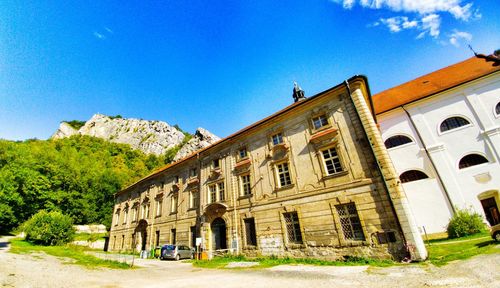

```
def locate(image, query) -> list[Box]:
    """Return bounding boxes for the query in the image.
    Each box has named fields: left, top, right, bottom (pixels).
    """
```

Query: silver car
left=160, top=244, right=194, bottom=260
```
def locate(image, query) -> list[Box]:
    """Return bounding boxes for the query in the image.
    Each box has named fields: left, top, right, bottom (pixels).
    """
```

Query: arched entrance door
left=135, top=219, right=148, bottom=251
left=211, top=217, right=227, bottom=250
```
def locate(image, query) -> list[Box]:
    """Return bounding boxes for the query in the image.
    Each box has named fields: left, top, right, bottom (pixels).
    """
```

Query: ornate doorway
left=135, top=219, right=148, bottom=251
left=211, top=217, right=227, bottom=250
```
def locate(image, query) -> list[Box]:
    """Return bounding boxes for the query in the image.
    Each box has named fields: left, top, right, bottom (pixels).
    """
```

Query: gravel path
left=1, top=236, right=499, bottom=288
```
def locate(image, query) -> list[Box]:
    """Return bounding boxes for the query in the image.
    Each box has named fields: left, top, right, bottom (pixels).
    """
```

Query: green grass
left=191, top=254, right=395, bottom=269
left=426, top=232, right=499, bottom=266
left=73, top=233, right=107, bottom=242
left=10, top=239, right=132, bottom=269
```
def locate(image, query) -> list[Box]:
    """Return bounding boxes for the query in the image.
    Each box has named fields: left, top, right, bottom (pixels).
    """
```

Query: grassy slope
left=10, top=239, right=131, bottom=269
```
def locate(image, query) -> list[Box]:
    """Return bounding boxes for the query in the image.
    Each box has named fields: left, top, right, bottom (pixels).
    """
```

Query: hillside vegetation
left=0, top=135, right=165, bottom=233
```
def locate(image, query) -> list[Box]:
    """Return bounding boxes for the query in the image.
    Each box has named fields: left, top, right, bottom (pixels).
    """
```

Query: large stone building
left=374, top=54, right=500, bottom=235
left=109, top=76, right=426, bottom=261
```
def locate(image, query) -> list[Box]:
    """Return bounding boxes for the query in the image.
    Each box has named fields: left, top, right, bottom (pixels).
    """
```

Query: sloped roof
left=373, top=55, right=500, bottom=115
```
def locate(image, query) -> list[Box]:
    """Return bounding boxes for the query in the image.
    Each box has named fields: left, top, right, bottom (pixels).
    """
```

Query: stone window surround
left=188, top=189, right=199, bottom=210
left=238, top=173, right=252, bottom=198
left=170, top=192, right=178, bottom=214
left=329, top=199, right=369, bottom=247
left=240, top=212, right=259, bottom=249
left=272, top=160, right=294, bottom=190
left=279, top=207, right=306, bottom=249
left=309, top=110, right=333, bottom=134
left=317, top=144, right=348, bottom=179
left=207, top=182, right=226, bottom=204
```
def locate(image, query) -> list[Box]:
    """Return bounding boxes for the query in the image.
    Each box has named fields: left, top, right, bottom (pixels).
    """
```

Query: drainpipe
left=401, top=106, right=456, bottom=214
left=343, top=80, right=407, bottom=245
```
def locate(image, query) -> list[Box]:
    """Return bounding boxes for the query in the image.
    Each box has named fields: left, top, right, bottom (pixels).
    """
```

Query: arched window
left=384, top=135, right=413, bottom=149
left=399, top=170, right=429, bottom=183
left=459, top=154, right=488, bottom=169
left=439, top=116, right=470, bottom=132
left=495, top=102, right=500, bottom=116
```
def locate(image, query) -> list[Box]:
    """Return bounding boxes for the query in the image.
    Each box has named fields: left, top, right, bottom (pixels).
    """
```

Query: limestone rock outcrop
left=51, top=114, right=219, bottom=158
left=173, top=127, right=221, bottom=161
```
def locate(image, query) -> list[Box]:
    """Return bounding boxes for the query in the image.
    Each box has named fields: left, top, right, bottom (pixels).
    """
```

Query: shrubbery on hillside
left=0, top=135, right=164, bottom=233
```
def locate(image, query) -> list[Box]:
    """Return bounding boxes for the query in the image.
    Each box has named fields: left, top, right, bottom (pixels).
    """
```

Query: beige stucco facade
left=109, top=76, right=426, bottom=261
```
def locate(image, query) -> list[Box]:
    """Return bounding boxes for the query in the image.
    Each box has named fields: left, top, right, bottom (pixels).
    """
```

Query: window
left=173, top=175, right=179, bottom=184
left=384, top=135, right=413, bottom=149
left=238, top=147, right=248, bottom=160
left=240, top=174, right=252, bottom=196
left=496, top=102, right=500, bottom=116
left=276, top=162, right=292, bottom=187
left=283, top=212, right=302, bottom=244
left=321, top=147, right=343, bottom=175
left=336, top=203, right=365, bottom=241
left=399, top=170, right=429, bottom=183
left=209, top=184, right=217, bottom=203
left=121, top=235, right=125, bottom=249
left=132, top=206, right=138, bottom=222
left=218, top=182, right=225, bottom=201
left=312, top=114, right=329, bottom=130
left=208, top=182, right=225, bottom=203
left=171, top=194, right=178, bottom=213
left=189, top=190, right=199, bottom=209
left=212, top=159, right=220, bottom=169
left=459, top=154, right=488, bottom=169
left=244, top=218, right=257, bottom=246
left=190, top=168, right=197, bottom=177
left=272, top=133, right=283, bottom=146
left=114, top=210, right=120, bottom=226
left=155, top=230, right=160, bottom=247
left=160, top=181, right=165, bottom=191
left=171, top=229, right=176, bottom=244
left=155, top=198, right=162, bottom=217
left=440, top=116, right=470, bottom=132
left=123, top=209, right=128, bottom=224
left=141, top=203, right=149, bottom=219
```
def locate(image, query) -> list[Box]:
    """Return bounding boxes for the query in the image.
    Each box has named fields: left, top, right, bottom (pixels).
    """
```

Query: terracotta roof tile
left=373, top=56, right=500, bottom=115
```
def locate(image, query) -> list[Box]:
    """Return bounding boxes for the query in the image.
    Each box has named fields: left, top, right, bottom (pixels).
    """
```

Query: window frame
left=384, top=134, right=414, bottom=149
left=399, top=170, right=429, bottom=183
left=271, top=132, right=284, bottom=146
left=122, top=208, right=128, bottom=225
left=311, top=114, right=330, bottom=131
left=438, top=115, right=472, bottom=134
left=237, top=147, right=248, bottom=161
left=244, top=218, right=257, bottom=247
left=275, top=161, right=292, bottom=188
left=335, top=202, right=366, bottom=242
left=283, top=211, right=303, bottom=245
left=155, top=198, right=162, bottom=217
left=320, top=146, right=344, bottom=177
left=170, top=193, right=178, bottom=214
left=189, top=190, right=199, bottom=209
left=239, top=174, right=252, bottom=197
left=458, top=153, right=489, bottom=170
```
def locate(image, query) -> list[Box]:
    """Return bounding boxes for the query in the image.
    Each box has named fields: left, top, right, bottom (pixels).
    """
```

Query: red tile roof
left=373, top=55, right=500, bottom=115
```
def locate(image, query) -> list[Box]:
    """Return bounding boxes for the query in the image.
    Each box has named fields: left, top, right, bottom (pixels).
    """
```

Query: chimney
left=292, top=82, right=306, bottom=103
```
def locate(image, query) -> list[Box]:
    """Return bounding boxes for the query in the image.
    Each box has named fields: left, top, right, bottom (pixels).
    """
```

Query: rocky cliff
left=52, top=114, right=220, bottom=159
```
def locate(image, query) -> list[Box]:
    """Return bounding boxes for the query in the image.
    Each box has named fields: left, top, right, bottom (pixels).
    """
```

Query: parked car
left=160, top=244, right=194, bottom=260
left=491, top=224, right=500, bottom=241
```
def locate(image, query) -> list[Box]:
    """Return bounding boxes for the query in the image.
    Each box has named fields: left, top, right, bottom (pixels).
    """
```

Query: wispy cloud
left=93, top=27, right=114, bottom=41
left=93, top=32, right=106, bottom=40
left=449, top=30, right=472, bottom=47
left=330, top=0, right=480, bottom=44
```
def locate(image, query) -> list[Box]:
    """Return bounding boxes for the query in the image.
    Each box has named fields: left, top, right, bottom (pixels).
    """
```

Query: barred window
left=272, top=133, right=283, bottom=145
left=240, top=174, right=252, bottom=196
left=276, top=162, right=292, bottom=187
left=284, top=212, right=302, bottom=244
left=440, top=116, right=470, bottom=132
left=218, top=182, right=225, bottom=201
left=312, top=114, right=329, bottom=130
left=336, top=203, right=365, bottom=241
left=244, top=218, right=257, bottom=246
left=384, top=135, right=412, bottom=149
left=321, top=147, right=343, bottom=175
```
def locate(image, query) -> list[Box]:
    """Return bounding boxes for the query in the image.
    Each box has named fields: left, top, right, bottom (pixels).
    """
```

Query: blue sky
left=1, top=1, right=499, bottom=141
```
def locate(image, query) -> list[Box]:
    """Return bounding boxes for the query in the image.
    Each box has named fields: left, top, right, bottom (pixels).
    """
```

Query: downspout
left=401, top=106, right=456, bottom=214
left=343, top=80, right=407, bottom=245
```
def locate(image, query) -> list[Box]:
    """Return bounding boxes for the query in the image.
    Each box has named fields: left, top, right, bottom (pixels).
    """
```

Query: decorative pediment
left=309, top=127, right=338, bottom=143
left=269, top=143, right=289, bottom=161
left=234, top=158, right=251, bottom=174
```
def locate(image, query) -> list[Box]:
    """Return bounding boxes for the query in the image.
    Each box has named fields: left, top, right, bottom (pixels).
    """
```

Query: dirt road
left=1, top=236, right=499, bottom=288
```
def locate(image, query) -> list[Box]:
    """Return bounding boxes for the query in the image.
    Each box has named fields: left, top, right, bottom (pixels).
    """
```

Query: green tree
left=22, top=210, right=75, bottom=246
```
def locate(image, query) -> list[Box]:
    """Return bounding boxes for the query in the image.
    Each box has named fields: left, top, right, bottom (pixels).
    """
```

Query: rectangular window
left=114, top=210, right=120, bottom=226
left=240, top=174, right=252, bottom=196
left=190, top=168, right=197, bottom=177
left=142, top=204, right=149, bottom=219
left=209, top=184, right=217, bottom=203
left=212, top=159, right=220, bottom=169
left=312, top=114, right=329, bottom=130
left=171, top=194, right=178, bottom=213
left=155, top=230, right=160, bottom=247
left=336, top=203, right=365, bottom=241
left=132, top=207, right=138, bottom=222
left=155, top=199, right=162, bottom=217
left=244, top=218, right=257, bottom=246
left=121, top=235, right=125, bottom=249
left=276, top=162, right=292, bottom=187
left=123, top=209, right=128, bottom=224
left=272, top=133, right=283, bottom=145
left=284, top=212, right=302, bottom=244
left=322, top=147, right=343, bottom=175
left=238, top=147, right=248, bottom=160
left=218, top=182, right=225, bottom=201
left=190, top=226, right=196, bottom=248
left=189, top=190, right=199, bottom=209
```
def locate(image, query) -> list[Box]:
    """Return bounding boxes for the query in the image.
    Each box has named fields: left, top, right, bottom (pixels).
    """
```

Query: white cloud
left=378, top=14, right=440, bottom=38
left=379, top=16, right=418, bottom=33
left=331, top=0, right=479, bottom=21
left=93, top=32, right=106, bottom=40
left=421, top=14, right=441, bottom=38
left=449, top=30, right=472, bottom=47
left=104, top=27, right=114, bottom=34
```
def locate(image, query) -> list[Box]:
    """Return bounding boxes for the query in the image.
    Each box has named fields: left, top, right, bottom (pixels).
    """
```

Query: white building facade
left=374, top=56, right=500, bottom=234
